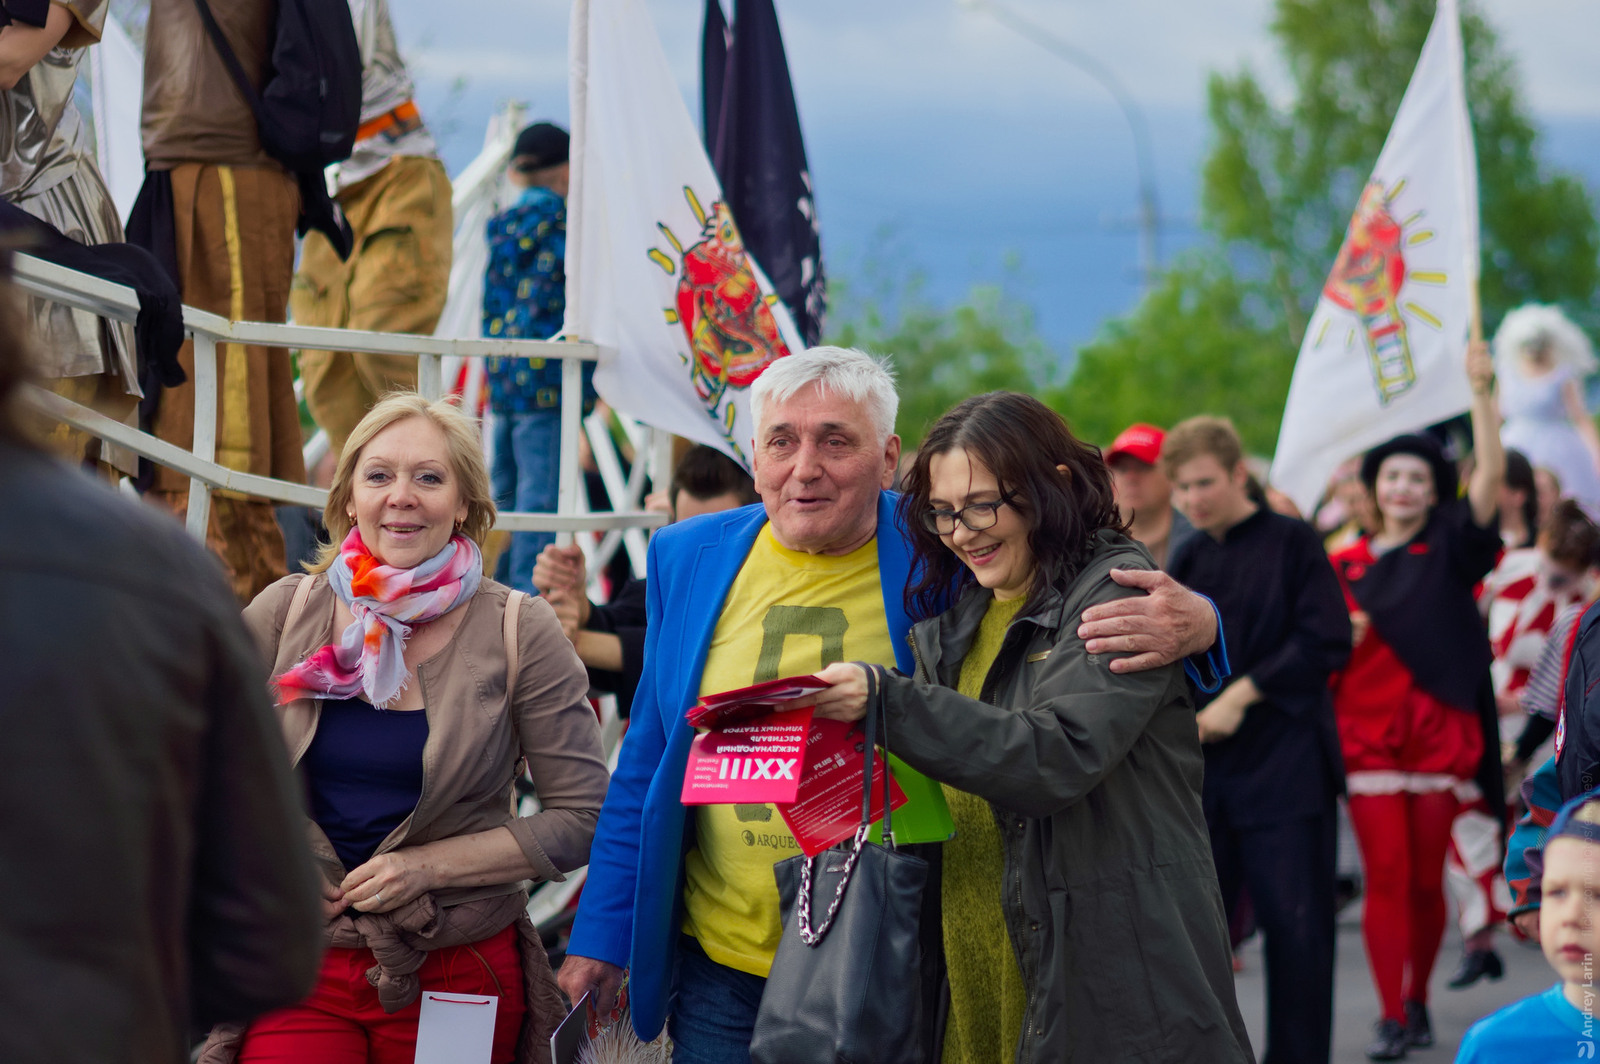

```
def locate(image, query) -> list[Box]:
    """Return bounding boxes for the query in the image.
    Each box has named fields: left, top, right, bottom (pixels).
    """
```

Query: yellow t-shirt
left=681, top=524, right=896, bottom=977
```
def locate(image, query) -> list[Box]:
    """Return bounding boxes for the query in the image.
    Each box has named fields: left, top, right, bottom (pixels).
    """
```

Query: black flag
left=702, top=0, right=729, bottom=149
left=701, top=0, right=825, bottom=345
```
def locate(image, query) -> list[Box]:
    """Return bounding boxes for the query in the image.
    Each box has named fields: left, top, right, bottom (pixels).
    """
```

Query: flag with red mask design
left=564, top=0, right=804, bottom=469
left=1271, top=0, right=1478, bottom=515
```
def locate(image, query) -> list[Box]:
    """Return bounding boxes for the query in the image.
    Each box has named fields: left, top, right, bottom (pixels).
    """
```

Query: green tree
left=1064, top=0, right=1600, bottom=450
left=824, top=250, right=1056, bottom=449
left=1050, top=257, right=1291, bottom=455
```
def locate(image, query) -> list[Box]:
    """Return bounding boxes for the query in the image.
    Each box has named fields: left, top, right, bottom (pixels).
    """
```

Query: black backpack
left=190, top=0, right=362, bottom=255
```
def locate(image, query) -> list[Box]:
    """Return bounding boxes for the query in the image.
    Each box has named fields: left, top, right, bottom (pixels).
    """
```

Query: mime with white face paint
left=1326, top=340, right=1507, bottom=1060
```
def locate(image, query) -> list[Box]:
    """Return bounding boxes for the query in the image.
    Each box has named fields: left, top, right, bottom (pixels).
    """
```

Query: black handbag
left=750, top=666, right=929, bottom=1064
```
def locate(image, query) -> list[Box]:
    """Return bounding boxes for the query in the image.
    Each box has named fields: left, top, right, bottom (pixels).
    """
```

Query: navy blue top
left=303, top=697, right=429, bottom=871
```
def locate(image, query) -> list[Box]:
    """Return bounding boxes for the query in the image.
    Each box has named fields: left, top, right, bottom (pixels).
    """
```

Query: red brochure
left=686, top=675, right=829, bottom=729
left=680, top=708, right=814, bottom=806
left=778, top=717, right=906, bottom=856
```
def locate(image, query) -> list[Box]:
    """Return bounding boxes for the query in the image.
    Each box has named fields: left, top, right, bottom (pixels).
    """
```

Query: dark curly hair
left=1542, top=498, right=1600, bottom=570
left=899, top=391, right=1126, bottom=621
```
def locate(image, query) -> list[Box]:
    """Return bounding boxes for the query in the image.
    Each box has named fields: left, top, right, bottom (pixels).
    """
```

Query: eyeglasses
left=922, top=491, right=1017, bottom=535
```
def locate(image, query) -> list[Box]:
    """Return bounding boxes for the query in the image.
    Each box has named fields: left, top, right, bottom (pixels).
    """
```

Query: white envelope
left=414, top=990, right=498, bottom=1064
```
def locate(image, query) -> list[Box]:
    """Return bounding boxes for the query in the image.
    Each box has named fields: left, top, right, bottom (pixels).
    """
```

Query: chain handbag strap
left=796, top=820, right=871, bottom=945
left=795, top=665, right=884, bottom=947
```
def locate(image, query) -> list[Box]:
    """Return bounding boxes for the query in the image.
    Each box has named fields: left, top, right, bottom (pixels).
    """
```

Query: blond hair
left=307, top=393, right=496, bottom=573
left=1161, top=416, right=1244, bottom=477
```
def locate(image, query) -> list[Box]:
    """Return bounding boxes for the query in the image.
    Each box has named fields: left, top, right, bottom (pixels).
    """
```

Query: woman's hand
left=340, top=850, right=435, bottom=914
left=1465, top=338, right=1506, bottom=526
left=1466, top=339, right=1495, bottom=396
left=1349, top=610, right=1370, bottom=646
left=320, top=879, right=347, bottom=923
left=779, top=661, right=871, bottom=722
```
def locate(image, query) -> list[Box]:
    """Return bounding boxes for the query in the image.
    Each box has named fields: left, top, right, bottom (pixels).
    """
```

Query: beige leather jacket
left=244, top=574, right=609, bottom=907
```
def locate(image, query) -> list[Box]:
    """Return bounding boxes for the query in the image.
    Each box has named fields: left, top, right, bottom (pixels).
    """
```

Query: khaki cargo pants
left=292, top=154, right=453, bottom=456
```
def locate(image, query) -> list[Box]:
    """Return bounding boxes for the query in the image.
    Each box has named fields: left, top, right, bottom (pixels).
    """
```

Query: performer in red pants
left=1329, top=340, right=1506, bottom=1062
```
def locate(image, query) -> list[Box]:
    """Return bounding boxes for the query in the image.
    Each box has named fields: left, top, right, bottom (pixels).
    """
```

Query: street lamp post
left=960, top=0, right=1162, bottom=291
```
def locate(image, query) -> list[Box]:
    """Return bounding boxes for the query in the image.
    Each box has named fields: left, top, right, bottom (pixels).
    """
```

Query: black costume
left=583, top=576, right=646, bottom=717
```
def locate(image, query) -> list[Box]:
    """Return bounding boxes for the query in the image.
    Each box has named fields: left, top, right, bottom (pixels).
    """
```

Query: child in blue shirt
left=1457, top=789, right=1600, bottom=1062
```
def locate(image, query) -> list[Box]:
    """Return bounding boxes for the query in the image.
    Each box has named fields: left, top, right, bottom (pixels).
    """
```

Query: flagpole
left=1469, top=276, right=1482, bottom=345
left=1445, top=0, right=1480, bottom=348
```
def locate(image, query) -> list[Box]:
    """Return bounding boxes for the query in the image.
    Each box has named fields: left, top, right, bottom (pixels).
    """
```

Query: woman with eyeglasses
left=800, top=392, right=1250, bottom=1064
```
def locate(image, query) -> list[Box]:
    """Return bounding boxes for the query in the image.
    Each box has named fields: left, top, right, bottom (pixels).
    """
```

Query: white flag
left=564, top=0, right=802, bottom=469
left=1270, top=0, right=1478, bottom=515
left=89, top=15, right=146, bottom=221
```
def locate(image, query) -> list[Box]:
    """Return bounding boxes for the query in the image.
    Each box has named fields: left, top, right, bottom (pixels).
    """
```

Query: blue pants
left=668, top=935, right=765, bottom=1064
left=489, top=408, right=559, bottom=594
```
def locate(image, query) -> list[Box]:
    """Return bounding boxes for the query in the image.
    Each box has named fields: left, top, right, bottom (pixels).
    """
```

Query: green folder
left=868, top=753, right=955, bottom=845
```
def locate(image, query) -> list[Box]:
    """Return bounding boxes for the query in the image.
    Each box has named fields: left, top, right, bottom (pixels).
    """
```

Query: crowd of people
left=4, top=3, right=1600, bottom=1064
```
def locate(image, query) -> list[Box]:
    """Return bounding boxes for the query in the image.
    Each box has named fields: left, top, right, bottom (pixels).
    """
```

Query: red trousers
left=1348, top=791, right=1458, bottom=1023
left=238, top=924, right=525, bottom=1064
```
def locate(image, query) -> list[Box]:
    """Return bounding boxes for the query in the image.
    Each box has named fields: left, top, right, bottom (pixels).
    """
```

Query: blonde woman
left=202, top=394, right=608, bottom=1064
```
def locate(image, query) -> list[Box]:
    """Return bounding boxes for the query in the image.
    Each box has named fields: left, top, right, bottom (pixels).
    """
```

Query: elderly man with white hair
left=557, top=347, right=1224, bottom=1061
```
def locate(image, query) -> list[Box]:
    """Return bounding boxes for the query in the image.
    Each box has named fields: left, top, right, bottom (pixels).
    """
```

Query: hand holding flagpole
left=1464, top=335, right=1503, bottom=525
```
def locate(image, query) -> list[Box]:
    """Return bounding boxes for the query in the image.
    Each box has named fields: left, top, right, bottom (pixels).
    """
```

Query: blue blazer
left=565, top=492, right=919, bottom=1040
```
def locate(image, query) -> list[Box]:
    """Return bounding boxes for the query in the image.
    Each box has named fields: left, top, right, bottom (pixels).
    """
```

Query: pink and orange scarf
left=274, top=528, right=483, bottom=707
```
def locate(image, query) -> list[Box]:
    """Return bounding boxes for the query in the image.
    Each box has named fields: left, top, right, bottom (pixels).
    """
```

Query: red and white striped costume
left=1479, top=547, right=1586, bottom=701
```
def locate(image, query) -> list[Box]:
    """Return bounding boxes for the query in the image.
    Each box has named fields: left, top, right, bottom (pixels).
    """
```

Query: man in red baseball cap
left=1107, top=422, right=1195, bottom=569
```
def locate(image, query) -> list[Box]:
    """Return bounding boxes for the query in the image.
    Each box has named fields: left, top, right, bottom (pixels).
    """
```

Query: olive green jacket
left=881, top=531, right=1252, bottom=1064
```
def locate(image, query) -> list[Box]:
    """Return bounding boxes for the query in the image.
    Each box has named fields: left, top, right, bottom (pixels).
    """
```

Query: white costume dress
left=1498, top=362, right=1600, bottom=514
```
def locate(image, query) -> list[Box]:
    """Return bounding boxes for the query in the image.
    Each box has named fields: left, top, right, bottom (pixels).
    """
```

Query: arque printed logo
left=741, top=830, right=799, bottom=850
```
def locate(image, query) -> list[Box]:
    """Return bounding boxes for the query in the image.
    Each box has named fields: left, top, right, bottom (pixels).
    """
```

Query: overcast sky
left=400, top=0, right=1600, bottom=119
left=393, top=0, right=1600, bottom=354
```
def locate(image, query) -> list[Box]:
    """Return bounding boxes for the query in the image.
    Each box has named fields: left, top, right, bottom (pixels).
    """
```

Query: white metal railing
left=14, top=252, right=667, bottom=545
